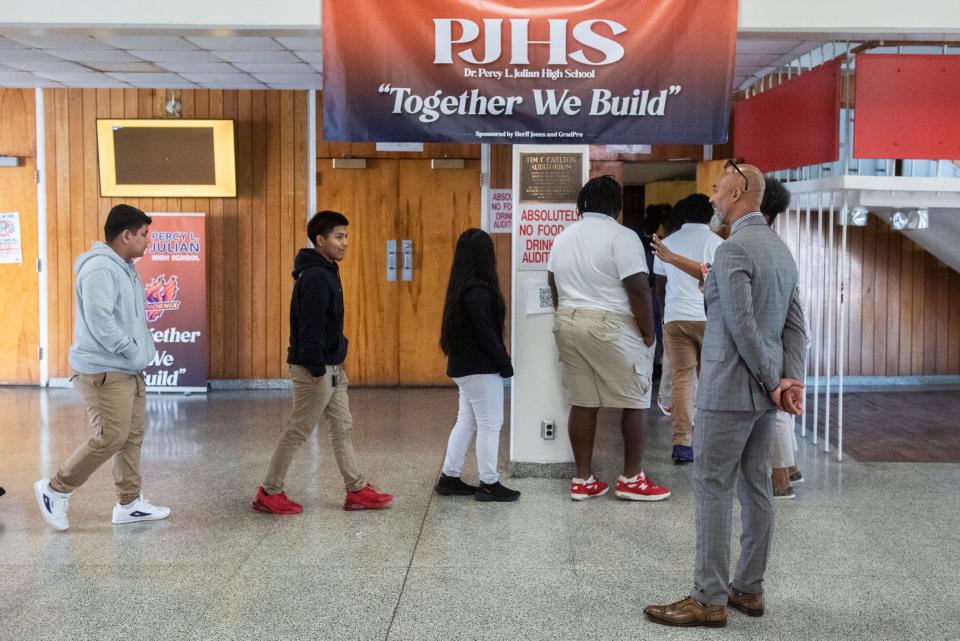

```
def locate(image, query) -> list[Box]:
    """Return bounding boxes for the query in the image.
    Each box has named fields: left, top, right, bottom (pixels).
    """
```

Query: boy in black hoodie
left=252, top=211, right=393, bottom=513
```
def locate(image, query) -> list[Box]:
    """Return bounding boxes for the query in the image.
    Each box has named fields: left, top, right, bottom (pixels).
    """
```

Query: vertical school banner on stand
left=136, top=213, right=208, bottom=393
left=323, top=0, right=738, bottom=144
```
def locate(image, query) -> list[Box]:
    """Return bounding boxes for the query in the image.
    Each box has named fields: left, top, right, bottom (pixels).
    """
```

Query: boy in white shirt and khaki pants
left=653, top=194, right=724, bottom=464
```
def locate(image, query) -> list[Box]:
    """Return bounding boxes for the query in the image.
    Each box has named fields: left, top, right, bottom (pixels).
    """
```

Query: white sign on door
left=0, top=212, right=23, bottom=264
left=489, top=189, right=513, bottom=233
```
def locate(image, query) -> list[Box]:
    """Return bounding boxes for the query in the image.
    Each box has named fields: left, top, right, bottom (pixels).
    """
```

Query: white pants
left=771, top=411, right=798, bottom=469
left=442, top=374, right=503, bottom=484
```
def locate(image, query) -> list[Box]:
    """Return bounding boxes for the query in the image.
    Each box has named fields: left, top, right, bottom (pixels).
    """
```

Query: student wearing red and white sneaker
left=548, top=177, right=671, bottom=503
left=251, top=211, right=392, bottom=515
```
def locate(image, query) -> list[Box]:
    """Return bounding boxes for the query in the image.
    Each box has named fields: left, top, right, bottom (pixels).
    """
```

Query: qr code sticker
left=538, top=287, right=552, bottom=309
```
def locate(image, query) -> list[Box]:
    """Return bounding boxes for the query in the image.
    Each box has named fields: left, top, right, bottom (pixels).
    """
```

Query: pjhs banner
left=135, top=213, right=208, bottom=393
left=322, top=0, right=738, bottom=144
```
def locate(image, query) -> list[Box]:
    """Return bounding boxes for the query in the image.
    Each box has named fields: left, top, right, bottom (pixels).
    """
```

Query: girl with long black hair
left=436, top=229, right=520, bottom=502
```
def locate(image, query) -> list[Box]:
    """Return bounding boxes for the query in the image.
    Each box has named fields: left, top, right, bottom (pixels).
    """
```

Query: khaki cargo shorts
left=552, top=306, right=654, bottom=409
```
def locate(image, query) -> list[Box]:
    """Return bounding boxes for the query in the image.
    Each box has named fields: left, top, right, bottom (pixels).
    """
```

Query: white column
left=509, top=144, right=589, bottom=471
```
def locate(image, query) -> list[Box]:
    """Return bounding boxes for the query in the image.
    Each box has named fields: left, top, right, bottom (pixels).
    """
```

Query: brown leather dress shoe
left=644, top=596, right=727, bottom=627
left=727, top=584, right=764, bottom=616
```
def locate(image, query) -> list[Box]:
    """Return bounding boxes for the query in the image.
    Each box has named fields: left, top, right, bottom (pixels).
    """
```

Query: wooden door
left=0, top=157, right=40, bottom=384
left=398, top=159, right=481, bottom=385
left=316, top=158, right=399, bottom=385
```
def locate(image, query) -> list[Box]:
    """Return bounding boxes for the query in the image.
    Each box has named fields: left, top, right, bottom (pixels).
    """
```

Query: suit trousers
left=691, top=407, right=776, bottom=606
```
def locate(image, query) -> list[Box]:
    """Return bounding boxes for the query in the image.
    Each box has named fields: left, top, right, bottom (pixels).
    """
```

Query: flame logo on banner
left=144, top=274, right=181, bottom=323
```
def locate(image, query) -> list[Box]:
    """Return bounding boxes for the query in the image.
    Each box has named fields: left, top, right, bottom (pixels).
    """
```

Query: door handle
left=401, top=240, right=413, bottom=281
left=386, top=240, right=397, bottom=282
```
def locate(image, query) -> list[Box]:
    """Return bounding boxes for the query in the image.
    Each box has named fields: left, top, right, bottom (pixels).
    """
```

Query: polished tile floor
left=1, top=387, right=956, bottom=641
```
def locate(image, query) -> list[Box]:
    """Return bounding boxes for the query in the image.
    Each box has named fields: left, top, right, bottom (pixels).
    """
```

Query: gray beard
left=708, top=212, right=725, bottom=233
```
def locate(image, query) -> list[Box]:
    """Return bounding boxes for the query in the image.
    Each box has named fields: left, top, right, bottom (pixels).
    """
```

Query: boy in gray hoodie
left=35, top=204, right=170, bottom=531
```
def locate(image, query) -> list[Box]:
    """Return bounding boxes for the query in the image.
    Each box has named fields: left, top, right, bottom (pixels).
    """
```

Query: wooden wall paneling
left=884, top=232, right=901, bottom=376
left=41, top=90, right=60, bottom=376
left=398, top=159, right=481, bottom=385
left=276, top=91, right=294, bottom=378
left=67, top=89, right=86, bottom=352
left=490, top=144, right=513, bottom=352
left=949, top=269, right=960, bottom=374
left=923, top=253, right=939, bottom=374
left=845, top=223, right=863, bottom=376
left=283, top=93, right=306, bottom=374
left=264, top=91, right=284, bottom=377
left=872, top=219, right=889, bottom=374
left=936, top=261, right=951, bottom=375
left=910, top=242, right=926, bottom=375
left=220, top=90, right=240, bottom=378
left=249, top=91, right=277, bottom=377
left=236, top=91, right=253, bottom=378
left=859, top=216, right=877, bottom=376
left=53, top=90, right=72, bottom=376
left=897, top=231, right=914, bottom=376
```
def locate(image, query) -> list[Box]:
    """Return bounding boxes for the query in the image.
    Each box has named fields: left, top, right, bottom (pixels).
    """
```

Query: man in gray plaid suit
left=645, top=162, right=806, bottom=628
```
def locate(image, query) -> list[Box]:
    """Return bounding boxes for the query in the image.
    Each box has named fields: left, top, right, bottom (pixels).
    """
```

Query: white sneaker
left=657, top=396, right=672, bottom=416
left=111, top=495, right=171, bottom=524
left=35, top=479, right=71, bottom=531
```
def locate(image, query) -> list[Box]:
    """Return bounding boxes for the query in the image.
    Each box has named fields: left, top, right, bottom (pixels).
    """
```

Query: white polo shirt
left=653, top=223, right=724, bottom=323
left=547, top=212, right=647, bottom=314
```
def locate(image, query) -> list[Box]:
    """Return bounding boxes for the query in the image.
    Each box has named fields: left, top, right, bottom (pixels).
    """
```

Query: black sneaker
left=789, top=470, right=804, bottom=484
left=435, top=474, right=478, bottom=496
left=475, top=481, right=520, bottom=502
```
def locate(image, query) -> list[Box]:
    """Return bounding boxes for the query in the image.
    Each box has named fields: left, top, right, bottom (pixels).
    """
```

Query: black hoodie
left=287, top=248, right=348, bottom=376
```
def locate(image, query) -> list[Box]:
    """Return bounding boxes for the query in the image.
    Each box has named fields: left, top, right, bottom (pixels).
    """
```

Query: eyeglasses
left=724, top=159, right=749, bottom=192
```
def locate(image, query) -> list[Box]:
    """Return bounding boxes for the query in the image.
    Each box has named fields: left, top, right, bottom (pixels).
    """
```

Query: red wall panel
left=854, top=54, right=960, bottom=160
left=733, top=60, right=840, bottom=173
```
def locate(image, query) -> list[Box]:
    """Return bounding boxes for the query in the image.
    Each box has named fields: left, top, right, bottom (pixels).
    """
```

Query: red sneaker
left=570, top=475, right=609, bottom=501
left=615, top=472, right=671, bottom=501
left=251, top=487, right=303, bottom=515
left=344, top=484, right=393, bottom=511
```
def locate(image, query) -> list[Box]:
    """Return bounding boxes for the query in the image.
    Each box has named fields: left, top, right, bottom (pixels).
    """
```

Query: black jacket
left=446, top=284, right=513, bottom=378
left=287, top=249, right=348, bottom=376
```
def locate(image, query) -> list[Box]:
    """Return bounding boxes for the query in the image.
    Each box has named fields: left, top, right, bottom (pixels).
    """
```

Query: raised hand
left=651, top=234, right=677, bottom=265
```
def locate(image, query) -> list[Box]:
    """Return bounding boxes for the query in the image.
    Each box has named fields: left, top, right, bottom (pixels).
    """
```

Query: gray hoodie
left=68, top=241, right=156, bottom=375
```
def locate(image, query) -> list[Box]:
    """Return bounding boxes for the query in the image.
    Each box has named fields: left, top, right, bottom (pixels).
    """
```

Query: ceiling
left=0, top=29, right=822, bottom=90
left=0, top=33, right=322, bottom=89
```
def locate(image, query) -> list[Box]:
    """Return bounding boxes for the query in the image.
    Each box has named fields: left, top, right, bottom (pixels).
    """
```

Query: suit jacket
left=697, top=217, right=806, bottom=412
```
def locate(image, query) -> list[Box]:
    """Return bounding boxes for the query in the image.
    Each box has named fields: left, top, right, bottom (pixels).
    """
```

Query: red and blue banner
left=135, top=213, right=208, bottom=393
left=322, top=0, right=738, bottom=144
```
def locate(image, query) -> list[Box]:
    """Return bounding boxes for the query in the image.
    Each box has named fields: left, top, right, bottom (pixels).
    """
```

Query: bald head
left=709, top=162, right=766, bottom=227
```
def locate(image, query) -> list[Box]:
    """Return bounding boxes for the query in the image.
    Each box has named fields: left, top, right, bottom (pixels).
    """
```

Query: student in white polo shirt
left=547, top=176, right=671, bottom=502
left=653, top=194, right=724, bottom=465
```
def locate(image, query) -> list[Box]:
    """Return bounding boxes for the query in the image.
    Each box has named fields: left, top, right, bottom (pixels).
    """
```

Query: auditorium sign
left=322, top=0, right=738, bottom=144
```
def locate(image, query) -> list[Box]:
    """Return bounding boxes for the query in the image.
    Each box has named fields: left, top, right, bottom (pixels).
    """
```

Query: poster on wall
left=0, top=212, right=23, bottom=264
left=488, top=189, right=513, bottom=233
left=515, top=152, right=582, bottom=270
left=135, top=213, right=208, bottom=393
left=322, top=0, right=738, bottom=144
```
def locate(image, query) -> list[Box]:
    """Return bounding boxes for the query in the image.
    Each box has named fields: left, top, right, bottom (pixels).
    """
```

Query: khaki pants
left=52, top=372, right=147, bottom=504
left=553, top=306, right=653, bottom=409
left=664, top=320, right=705, bottom=446
left=263, top=364, right=366, bottom=494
